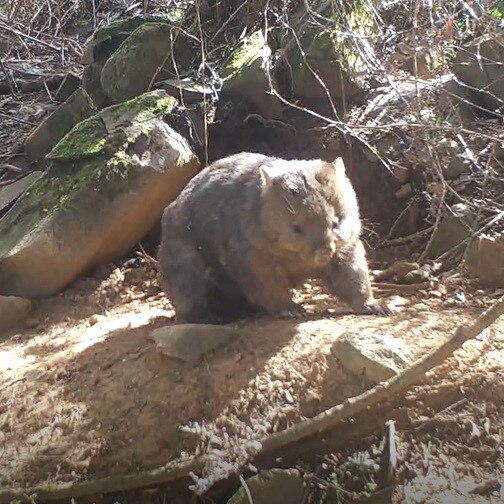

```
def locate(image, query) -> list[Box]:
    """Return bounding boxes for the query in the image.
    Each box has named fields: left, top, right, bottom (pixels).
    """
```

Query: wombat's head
left=259, top=157, right=360, bottom=267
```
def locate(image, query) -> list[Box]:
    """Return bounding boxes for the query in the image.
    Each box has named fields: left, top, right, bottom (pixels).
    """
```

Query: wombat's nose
left=314, top=247, right=333, bottom=267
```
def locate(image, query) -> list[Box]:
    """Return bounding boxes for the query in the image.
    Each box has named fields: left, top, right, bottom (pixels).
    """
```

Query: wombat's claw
left=357, top=300, right=393, bottom=316
left=279, top=305, right=307, bottom=319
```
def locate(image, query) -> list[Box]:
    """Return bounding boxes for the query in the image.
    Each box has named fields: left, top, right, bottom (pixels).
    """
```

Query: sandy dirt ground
left=0, top=259, right=503, bottom=503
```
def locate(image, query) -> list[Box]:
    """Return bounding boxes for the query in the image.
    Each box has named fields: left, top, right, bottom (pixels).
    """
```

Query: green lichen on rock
left=221, top=30, right=270, bottom=88
left=48, top=115, right=107, bottom=162
left=119, top=91, right=177, bottom=122
left=0, top=157, right=101, bottom=257
left=48, top=91, right=176, bottom=163
left=287, top=0, right=377, bottom=99
left=161, top=8, right=185, bottom=24
left=100, top=22, right=190, bottom=103
left=219, top=30, right=282, bottom=118
left=93, top=16, right=162, bottom=45
left=0, top=90, right=176, bottom=259
left=100, top=91, right=177, bottom=141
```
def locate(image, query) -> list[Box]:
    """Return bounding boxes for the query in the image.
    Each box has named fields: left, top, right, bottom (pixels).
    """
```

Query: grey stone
left=333, top=331, right=411, bottom=383
left=442, top=156, right=470, bottom=179
left=453, top=34, right=504, bottom=114
left=150, top=324, right=242, bottom=363
left=465, top=233, right=504, bottom=287
left=100, top=21, right=192, bottom=103
left=24, top=88, right=97, bottom=160
left=227, top=469, right=304, bottom=504
left=155, top=77, right=214, bottom=104
left=0, top=171, right=43, bottom=214
left=55, top=72, right=82, bottom=102
left=424, top=204, right=473, bottom=259
left=285, top=1, right=375, bottom=102
left=221, top=30, right=282, bottom=119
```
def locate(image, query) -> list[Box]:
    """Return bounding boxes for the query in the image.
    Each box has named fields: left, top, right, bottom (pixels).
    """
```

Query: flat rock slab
left=24, top=87, right=97, bottom=160
left=227, top=469, right=304, bottom=504
left=0, top=295, right=33, bottom=335
left=150, top=324, right=242, bottom=363
left=333, top=331, right=411, bottom=383
left=0, top=171, right=43, bottom=214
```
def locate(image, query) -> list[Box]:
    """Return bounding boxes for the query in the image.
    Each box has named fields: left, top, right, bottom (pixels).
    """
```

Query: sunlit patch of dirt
left=1, top=260, right=503, bottom=502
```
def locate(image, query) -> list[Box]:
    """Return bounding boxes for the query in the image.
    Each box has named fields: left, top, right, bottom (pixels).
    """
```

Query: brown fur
left=158, top=152, right=389, bottom=323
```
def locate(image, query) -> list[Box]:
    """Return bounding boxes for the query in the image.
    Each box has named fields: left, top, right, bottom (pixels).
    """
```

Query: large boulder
left=284, top=0, right=377, bottom=102
left=82, top=16, right=165, bottom=108
left=453, top=34, right=504, bottom=115
left=221, top=30, right=282, bottom=119
left=100, top=20, right=192, bottom=104
left=0, top=90, right=200, bottom=298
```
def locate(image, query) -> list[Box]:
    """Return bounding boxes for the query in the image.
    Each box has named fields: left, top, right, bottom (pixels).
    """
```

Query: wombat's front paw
left=279, top=304, right=307, bottom=319
left=355, top=299, right=393, bottom=316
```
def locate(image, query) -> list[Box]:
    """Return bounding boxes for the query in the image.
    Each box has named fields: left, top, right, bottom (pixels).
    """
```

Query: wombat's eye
left=292, top=223, right=303, bottom=235
left=332, top=217, right=340, bottom=229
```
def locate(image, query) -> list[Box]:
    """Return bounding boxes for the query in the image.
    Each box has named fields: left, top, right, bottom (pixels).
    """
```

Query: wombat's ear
left=259, top=165, right=274, bottom=192
left=315, top=157, right=345, bottom=185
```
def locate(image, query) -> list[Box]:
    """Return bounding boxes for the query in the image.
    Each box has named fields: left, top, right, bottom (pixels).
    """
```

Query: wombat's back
left=163, top=153, right=270, bottom=246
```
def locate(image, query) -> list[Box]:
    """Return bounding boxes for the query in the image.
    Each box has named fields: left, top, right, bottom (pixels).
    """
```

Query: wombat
left=158, top=152, right=390, bottom=323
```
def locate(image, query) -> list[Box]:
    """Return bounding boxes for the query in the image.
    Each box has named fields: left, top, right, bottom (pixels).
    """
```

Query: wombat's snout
left=314, top=242, right=336, bottom=267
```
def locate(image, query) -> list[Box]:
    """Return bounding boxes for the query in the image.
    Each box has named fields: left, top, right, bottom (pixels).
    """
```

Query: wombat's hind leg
left=159, top=242, right=224, bottom=324
left=325, top=240, right=391, bottom=316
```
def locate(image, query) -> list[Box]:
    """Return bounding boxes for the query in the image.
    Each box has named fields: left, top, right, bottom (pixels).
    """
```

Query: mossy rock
left=24, top=88, right=97, bottom=160
left=220, top=30, right=282, bottom=119
left=82, top=61, right=109, bottom=108
left=81, top=17, right=166, bottom=108
left=82, top=15, right=168, bottom=65
left=0, top=90, right=200, bottom=297
left=453, top=33, right=504, bottom=115
left=285, top=0, right=377, bottom=101
left=100, top=21, right=193, bottom=103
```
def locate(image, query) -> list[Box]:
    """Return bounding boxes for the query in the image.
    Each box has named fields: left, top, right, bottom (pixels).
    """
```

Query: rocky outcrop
left=220, top=30, right=282, bottom=119
left=100, top=20, right=192, bottom=103
left=453, top=34, right=504, bottom=115
left=0, top=90, right=200, bottom=297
